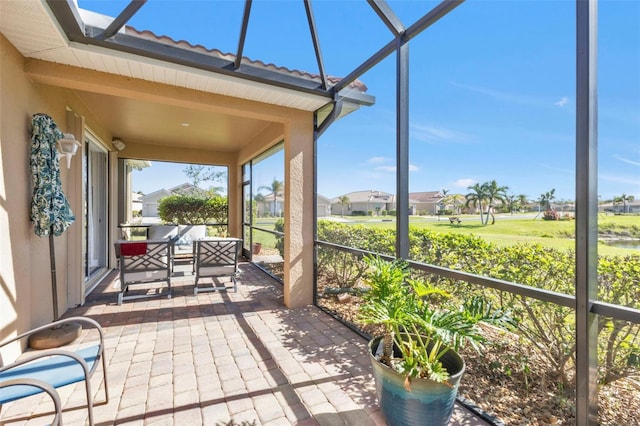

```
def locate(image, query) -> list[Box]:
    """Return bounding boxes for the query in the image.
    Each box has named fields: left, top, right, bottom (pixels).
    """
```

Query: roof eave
left=46, top=0, right=374, bottom=107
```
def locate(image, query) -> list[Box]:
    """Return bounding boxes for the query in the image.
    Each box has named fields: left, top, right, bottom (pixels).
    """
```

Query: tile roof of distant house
left=129, top=27, right=369, bottom=94
left=409, top=191, right=445, bottom=202
left=333, top=190, right=394, bottom=203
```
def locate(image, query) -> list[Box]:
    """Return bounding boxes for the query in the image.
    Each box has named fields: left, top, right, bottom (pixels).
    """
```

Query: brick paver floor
left=1, top=262, right=493, bottom=426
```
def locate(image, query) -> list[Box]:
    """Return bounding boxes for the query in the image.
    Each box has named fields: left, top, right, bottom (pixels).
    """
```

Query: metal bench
left=0, top=317, right=108, bottom=426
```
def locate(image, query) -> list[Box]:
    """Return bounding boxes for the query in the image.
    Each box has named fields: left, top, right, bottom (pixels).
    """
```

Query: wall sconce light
left=112, top=138, right=126, bottom=151
left=57, top=133, right=81, bottom=169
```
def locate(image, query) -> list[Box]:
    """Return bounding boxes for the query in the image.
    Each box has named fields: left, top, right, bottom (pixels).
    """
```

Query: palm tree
left=450, top=194, right=465, bottom=214
left=465, top=183, right=487, bottom=225
left=517, top=194, right=529, bottom=213
left=617, top=193, right=635, bottom=213
left=483, top=180, right=509, bottom=224
left=538, top=189, right=556, bottom=212
left=440, top=189, right=450, bottom=216
left=338, top=195, right=350, bottom=217
left=505, top=194, right=518, bottom=215
left=258, top=178, right=284, bottom=216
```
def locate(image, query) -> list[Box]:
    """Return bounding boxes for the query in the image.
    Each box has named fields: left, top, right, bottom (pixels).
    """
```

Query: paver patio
left=0, top=262, right=492, bottom=425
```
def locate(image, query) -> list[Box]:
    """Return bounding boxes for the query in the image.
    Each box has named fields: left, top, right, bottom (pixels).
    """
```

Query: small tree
left=258, top=178, right=284, bottom=216
left=538, top=189, right=556, bottom=212
left=483, top=180, right=509, bottom=224
left=614, top=193, right=634, bottom=213
left=338, top=196, right=350, bottom=217
left=465, top=183, right=486, bottom=225
left=183, top=165, right=226, bottom=198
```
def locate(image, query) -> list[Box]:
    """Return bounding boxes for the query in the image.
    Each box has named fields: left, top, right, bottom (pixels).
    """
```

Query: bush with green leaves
left=158, top=195, right=227, bottom=224
left=598, top=255, right=640, bottom=382
left=274, top=218, right=285, bottom=257
left=315, top=221, right=639, bottom=385
left=316, top=220, right=394, bottom=289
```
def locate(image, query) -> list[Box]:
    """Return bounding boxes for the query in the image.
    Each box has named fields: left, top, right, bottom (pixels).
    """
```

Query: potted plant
left=358, top=256, right=511, bottom=426
left=252, top=242, right=262, bottom=255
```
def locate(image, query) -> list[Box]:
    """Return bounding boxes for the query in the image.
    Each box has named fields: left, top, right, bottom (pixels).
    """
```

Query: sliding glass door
left=84, top=135, right=108, bottom=288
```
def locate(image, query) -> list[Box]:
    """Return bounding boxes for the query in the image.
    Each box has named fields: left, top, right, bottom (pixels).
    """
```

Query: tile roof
left=409, top=191, right=445, bottom=203
left=128, top=27, right=369, bottom=93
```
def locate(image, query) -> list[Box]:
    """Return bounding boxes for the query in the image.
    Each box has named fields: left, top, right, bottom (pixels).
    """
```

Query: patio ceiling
left=0, top=0, right=373, bottom=153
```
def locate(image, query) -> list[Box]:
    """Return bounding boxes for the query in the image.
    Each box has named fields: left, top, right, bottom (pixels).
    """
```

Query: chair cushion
left=177, top=225, right=206, bottom=245
left=148, top=225, right=178, bottom=240
left=0, top=345, right=100, bottom=403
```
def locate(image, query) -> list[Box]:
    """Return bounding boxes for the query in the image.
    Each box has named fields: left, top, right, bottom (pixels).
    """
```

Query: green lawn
left=250, top=214, right=639, bottom=257
left=332, top=214, right=638, bottom=257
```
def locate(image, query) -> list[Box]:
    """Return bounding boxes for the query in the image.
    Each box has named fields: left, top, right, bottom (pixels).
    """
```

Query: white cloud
left=367, top=156, right=388, bottom=164
left=450, top=81, right=534, bottom=105
left=452, top=178, right=477, bottom=188
left=450, top=81, right=568, bottom=110
left=376, top=165, right=396, bottom=172
left=374, top=164, right=420, bottom=173
left=599, top=174, right=640, bottom=185
left=613, top=154, right=640, bottom=167
left=410, top=123, right=472, bottom=144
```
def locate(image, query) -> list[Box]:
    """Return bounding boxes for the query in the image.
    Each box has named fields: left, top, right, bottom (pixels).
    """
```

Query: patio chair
left=0, top=317, right=109, bottom=426
left=114, top=239, right=172, bottom=305
left=0, top=378, right=63, bottom=425
left=193, top=238, right=242, bottom=295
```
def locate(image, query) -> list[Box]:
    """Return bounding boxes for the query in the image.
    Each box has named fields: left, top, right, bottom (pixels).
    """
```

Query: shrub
left=352, top=210, right=366, bottom=216
left=158, top=195, right=228, bottom=224
left=316, top=220, right=394, bottom=288
left=368, top=210, right=374, bottom=216
left=543, top=210, right=560, bottom=221
left=315, top=221, right=639, bottom=386
left=274, top=218, right=285, bottom=257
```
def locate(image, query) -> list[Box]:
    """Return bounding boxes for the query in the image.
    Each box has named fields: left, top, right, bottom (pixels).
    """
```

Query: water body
left=603, top=240, right=640, bottom=250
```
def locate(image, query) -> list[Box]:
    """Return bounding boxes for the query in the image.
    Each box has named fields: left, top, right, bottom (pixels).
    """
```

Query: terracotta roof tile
left=127, top=27, right=368, bottom=93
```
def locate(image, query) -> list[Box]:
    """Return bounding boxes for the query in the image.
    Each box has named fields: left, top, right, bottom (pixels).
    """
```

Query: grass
left=248, top=214, right=639, bottom=257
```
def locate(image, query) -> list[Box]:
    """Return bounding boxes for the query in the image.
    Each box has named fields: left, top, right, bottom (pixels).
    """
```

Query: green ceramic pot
left=368, top=336, right=465, bottom=426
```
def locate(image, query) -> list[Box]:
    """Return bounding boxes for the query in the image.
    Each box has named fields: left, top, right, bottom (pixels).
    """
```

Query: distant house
left=131, top=193, right=143, bottom=215
left=317, top=194, right=332, bottom=217
left=256, top=193, right=285, bottom=217
left=331, top=190, right=395, bottom=215
left=141, top=183, right=204, bottom=217
left=409, top=191, right=446, bottom=215
left=142, top=189, right=173, bottom=217
left=254, top=193, right=330, bottom=217
left=600, top=199, right=640, bottom=214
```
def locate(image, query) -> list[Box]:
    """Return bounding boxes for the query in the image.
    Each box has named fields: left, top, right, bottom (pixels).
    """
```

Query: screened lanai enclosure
left=2, top=0, right=639, bottom=424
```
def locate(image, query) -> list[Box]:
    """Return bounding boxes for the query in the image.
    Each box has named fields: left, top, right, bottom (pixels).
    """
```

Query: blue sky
left=81, top=0, right=639, bottom=202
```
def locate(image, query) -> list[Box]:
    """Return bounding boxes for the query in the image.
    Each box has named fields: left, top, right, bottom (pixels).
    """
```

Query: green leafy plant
left=158, top=195, right=227, bottom=224
left=358, top=255, right=512, bottom=387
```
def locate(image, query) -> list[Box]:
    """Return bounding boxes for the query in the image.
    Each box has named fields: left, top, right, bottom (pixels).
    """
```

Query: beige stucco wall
left=0, top=35, right=107, bottom=358
left=1, top=31, right=318, bottom=359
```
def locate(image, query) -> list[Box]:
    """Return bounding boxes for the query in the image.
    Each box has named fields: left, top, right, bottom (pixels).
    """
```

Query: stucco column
left=227, top=158, right=241, bottom=238
left=283, top=114, right=314, bottom=308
